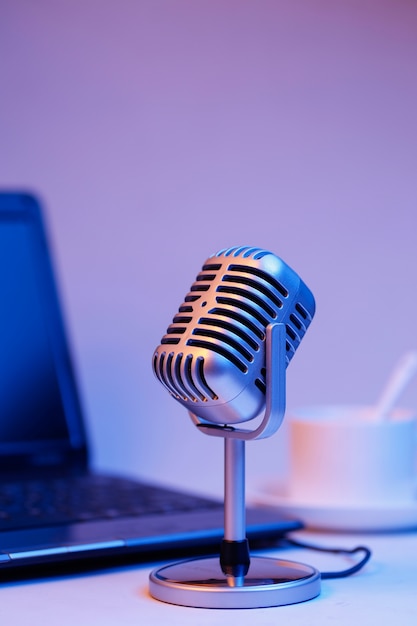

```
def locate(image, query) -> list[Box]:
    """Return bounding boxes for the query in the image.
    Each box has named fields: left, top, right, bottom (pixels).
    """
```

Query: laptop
left=0, top=191, right=301, bottom=577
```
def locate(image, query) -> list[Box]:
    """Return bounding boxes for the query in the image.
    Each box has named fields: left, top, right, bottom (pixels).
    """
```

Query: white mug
left=288, top=405, right=417, bottom=505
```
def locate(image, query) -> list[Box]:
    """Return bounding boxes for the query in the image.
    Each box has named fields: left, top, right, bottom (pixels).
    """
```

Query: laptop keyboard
left=0, top=475, right=223, bottom=531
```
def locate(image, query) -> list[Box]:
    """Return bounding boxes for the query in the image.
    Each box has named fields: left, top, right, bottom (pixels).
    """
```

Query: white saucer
left=249, top=482, right=417, bottom=532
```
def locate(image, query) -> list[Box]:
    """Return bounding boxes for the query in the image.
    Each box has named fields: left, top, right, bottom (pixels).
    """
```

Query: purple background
left=1, top=0, right=417, bottom=496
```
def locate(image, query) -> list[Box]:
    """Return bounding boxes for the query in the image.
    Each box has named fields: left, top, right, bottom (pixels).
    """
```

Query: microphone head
left=152, top=246, right=315, bottom=425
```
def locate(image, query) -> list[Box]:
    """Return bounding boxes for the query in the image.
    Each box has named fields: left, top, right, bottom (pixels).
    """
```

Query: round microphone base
left=149, top=556, right=321, bottom=609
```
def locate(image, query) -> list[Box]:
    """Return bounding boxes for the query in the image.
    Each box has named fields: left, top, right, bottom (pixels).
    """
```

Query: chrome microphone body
left=152, top=246, right=315, bottom=426
left=149, top=246, right=319, bottom=603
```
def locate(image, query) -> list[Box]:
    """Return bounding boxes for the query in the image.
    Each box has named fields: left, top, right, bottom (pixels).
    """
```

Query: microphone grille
left=153, top=246, right=315, bottom=420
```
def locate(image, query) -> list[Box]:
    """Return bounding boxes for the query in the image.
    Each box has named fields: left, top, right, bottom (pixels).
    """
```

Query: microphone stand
left=149, top=324, right=321, bottom=608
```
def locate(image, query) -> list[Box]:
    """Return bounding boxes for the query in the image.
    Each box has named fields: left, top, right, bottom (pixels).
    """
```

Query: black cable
left=283, top=536, right=372, bottom=579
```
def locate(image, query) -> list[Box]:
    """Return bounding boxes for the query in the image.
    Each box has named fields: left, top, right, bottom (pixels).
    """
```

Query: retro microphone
left=149, top=246, right=319, bottom=609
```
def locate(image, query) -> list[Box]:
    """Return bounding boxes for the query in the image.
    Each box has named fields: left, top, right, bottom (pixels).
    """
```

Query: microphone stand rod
left=220, top=436, right=250, bottom=583
left=224, top=437, right=246, bottom=541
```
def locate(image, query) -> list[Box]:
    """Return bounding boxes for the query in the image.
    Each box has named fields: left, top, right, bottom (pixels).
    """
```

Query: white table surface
left=1, top=528, right=416, bottom=626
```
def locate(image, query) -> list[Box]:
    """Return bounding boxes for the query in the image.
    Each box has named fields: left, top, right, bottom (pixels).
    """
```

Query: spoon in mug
left=373, top=351, right=417, bottom=420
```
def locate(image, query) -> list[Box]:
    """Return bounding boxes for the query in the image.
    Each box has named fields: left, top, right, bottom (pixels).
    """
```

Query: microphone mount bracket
left=189, top=323, right=287, bottom=441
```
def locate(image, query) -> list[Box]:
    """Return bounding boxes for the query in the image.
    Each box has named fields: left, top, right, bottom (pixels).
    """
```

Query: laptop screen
left=0, top=193, right=87, bottom=470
